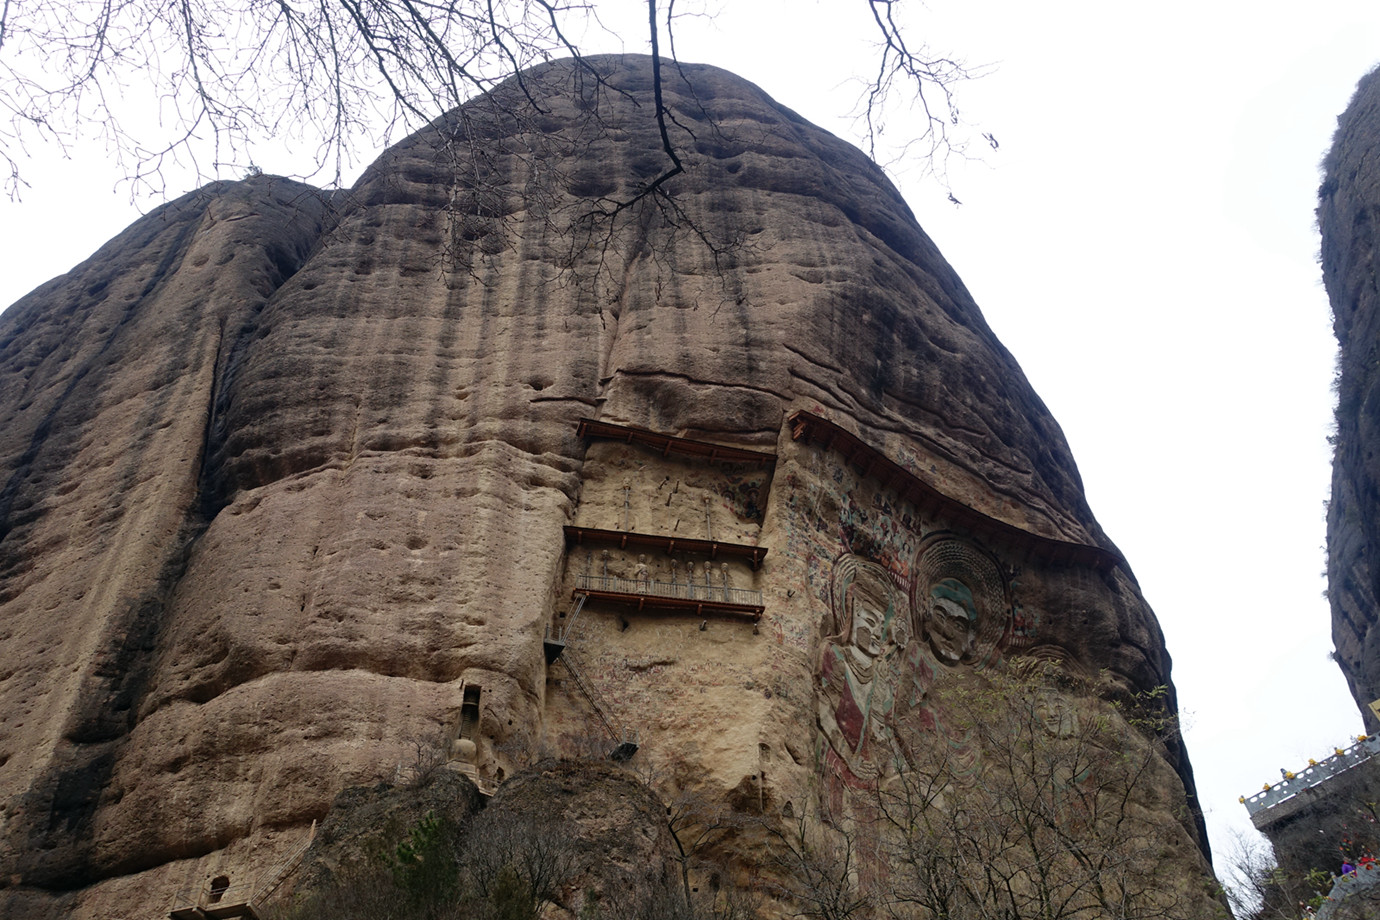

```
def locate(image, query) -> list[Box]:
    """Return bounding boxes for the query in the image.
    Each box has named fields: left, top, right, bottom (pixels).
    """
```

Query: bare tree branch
left=0, top=0, right=979, bottom=201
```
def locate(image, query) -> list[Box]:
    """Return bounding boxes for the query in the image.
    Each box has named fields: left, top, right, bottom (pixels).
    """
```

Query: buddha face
left=848, top=573, right=892, bottom=658
left=927, top=577, right=977, bottom=664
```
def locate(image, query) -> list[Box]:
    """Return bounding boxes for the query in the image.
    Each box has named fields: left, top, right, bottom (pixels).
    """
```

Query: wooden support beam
left=563, top=526, right=768, bottom=570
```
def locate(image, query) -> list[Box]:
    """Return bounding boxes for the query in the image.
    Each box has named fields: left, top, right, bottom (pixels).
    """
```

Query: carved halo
left=910, top=534, right=1011, bottom=667
left=826, top=554, right=908, bottom=651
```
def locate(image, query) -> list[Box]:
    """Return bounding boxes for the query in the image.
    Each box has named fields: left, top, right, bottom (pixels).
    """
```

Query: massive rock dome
left=0, top=56, right=1215, bottom=916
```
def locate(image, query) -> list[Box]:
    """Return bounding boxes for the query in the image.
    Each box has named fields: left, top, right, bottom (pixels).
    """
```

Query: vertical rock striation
left=0, top=56, right=1217, bottom=917
left=1322, top=67, right=1380, bottom=723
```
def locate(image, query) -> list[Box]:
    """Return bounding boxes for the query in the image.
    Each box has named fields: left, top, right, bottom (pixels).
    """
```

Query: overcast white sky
left=2, top=0, right=1378, bottom=885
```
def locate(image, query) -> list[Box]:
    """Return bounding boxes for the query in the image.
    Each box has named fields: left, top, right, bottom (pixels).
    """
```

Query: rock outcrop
left=287, top=760, right=685, bottom=919
left=0, top=55, right=1217, bottom=917
left=1322, top=66, right=1380, bottom=724
left=292, top=769, right=484, bottom=898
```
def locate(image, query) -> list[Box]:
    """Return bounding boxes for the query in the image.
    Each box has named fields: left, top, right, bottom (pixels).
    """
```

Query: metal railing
left=1243, top=735, right=1380, bottom=817
left=168, top=821, right=316, bottom=918
left=250, top=821, right=317, bottom=908
left=575, top=573, right=761, bottom=607
left=171, top=880, right=258, bottom=918
left=559, top=648, right=639, bottom=763
left=547, top=593, right=587, bottom=647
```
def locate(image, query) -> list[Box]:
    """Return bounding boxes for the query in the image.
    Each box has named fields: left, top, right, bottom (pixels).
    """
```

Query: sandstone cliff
left=1322, top=66, right=1380, bottom=724
left=0, top=55, right=1216, bottom=917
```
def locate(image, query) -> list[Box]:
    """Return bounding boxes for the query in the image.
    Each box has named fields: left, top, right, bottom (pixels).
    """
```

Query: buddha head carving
left=927, top=576, right=978, bottom=663
left=912, top=536, right=1010, bottom=668
left=846, top=562, right=898, bottom=658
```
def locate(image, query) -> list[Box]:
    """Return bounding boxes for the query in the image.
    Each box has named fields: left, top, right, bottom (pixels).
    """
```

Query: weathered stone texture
left=1322, top=67, right=1380, bottom=723
left=0, top=55, right=1215, bottom=916
left=293, top=769, right=484, bottom=895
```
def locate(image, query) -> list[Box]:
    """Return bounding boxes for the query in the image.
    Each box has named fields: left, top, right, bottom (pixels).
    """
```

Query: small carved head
left=927, top=577, right=978, bottom=664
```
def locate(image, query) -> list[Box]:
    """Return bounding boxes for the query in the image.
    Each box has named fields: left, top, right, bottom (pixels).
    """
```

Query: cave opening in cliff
left=459, top=685, right=482, bottom=741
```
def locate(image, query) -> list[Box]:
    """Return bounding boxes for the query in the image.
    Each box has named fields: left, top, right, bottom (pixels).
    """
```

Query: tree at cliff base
left=771, top=663, right=1212, bottom=920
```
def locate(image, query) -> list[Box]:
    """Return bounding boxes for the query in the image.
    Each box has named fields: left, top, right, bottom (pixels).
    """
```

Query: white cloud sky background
left=2, top=0, right=1379, bottom=887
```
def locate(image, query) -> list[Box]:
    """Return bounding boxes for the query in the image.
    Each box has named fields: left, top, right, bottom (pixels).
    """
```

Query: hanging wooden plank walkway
left=563, top=525, right=767, bottom=569
left=573, top=573, right=764, bottom=620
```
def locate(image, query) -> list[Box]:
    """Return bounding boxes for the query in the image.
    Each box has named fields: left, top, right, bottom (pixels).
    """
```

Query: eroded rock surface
left=1323, top=67, right=1380, bottom=723
left=293, top=769, right=483, bottom=896
left=0, top=55, right=1216, bottom=917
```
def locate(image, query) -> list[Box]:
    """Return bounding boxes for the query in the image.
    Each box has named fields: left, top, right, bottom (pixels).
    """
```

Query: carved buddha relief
left=816, top=535, right=1013, bottom=792
left=817, top=554, right=908, bottom=784
left=912, top=535, right=1011, bottom=670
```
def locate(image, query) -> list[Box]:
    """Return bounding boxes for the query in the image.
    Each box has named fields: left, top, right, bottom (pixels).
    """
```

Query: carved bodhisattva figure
left=818, top=555, right=908, bottom=789
left=817, top=537, right=1012, bottom=808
